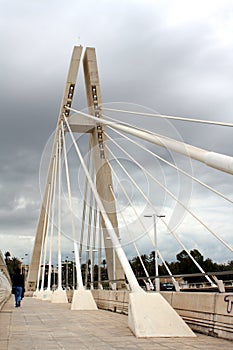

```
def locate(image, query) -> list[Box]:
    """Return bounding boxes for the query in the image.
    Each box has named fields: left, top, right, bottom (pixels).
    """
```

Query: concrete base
left=51, top=289, right=68, bottom=304
left=33, top=290, right=44, bottom=299
left=32, top=291, right=38, bottom=298
left=42, top=289, right=53, bottom=301
left=128, top=291, right=195, bottom=338
left=71, top=289, right=98, bottom=310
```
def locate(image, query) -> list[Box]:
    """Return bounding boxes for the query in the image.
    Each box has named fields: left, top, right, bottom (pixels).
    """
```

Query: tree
left=5, top=252, right=21, bottom=281
left=175, top=249, right=205, bottom=282
left=203, top=258, right=217, bottom=272
left=4, top=251, right=11, bottom=263
left=130, top=254, right=150, bottom=278
left=190, top=249, right=204, bottom=264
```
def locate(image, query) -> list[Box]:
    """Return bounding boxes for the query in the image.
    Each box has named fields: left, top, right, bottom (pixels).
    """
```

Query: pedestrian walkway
left=0, top=296, right=232, bottom=350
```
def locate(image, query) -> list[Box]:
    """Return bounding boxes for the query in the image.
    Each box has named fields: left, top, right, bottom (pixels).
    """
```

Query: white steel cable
left=91, top=199, right=98, bottom=289
left=47, top=146, right=58, bottom=291
left=64, top=114, right=142, bottom=293
left=98, top=212, right=103, bottom=289
left=36, top=183, right=51, bottom=292
left=107, top=127, right=233, bottom=204
left=102, top=107, right=233, bottom=128
left=168, top=227, right=214, bottom=285
left=40, top=185, right=51, bottom=291
left=61, top=123, right=84, bottom=290
left=106, top=131, right=233, bottom=253
left=65, top=107, right=233, bottom=175
left=106, top=143, right=209, bottom=285
left=108, top=157, right=168, bottom=288
left=105, top=156, right=149, bottom=241
left=79, top=136, right=92, bottom=260
left=57, top=130, right=63, bottom=290
left=108, top=184, right=154, bottom=289
left=105, top=141, right=159, bottom=212
left=41, top=157, right=56, bottom=291
left=40, top=214, right=50, bottom=291
left=84, top=161, right=95, bottom=287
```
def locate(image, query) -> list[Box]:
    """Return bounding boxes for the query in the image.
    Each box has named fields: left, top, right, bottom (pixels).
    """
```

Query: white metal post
left=144, top=214, right=165, bottom=291
left=57, top=130, right=62, bottom=291
left=153, top=215, right=160, bottom=292
left=72, top=250, right=75, bottom=289
left=64, top=115, right=142, bottom=293
left=66, top=256, right=69, bottom=289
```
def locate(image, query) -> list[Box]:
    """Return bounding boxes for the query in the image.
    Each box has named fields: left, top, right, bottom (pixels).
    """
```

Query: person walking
left=12, top=267, right=25, bottom=307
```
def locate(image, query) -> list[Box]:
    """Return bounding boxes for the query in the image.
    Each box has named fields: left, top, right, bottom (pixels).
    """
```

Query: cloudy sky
left=0, top=0, right=233, bottom=266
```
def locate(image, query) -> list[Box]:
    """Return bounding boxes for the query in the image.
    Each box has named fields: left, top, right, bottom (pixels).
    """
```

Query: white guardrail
left=0, top=251, right=12, bottom=310
left=0, top=270, right=11, bottom=309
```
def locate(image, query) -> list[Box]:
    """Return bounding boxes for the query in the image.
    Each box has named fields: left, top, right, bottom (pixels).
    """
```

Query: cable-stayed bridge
left=22, top=46, right=233, bottom=338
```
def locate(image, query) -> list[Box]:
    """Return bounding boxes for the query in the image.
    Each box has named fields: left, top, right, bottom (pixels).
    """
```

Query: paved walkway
left=0, top=296, right=232, bottom=350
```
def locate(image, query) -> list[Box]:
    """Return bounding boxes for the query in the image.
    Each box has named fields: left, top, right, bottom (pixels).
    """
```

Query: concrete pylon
left=26, top=46, right=83, bottom=292
left=71, top=290, right=98, bottom=310
left=42, top=289, right=53, bottom=301
left=128, top=291, right=195, bottom=337
left=33, top=290, right=45, bottom=300
left=83, top=48, right=125, bottom=288
left=51, top=289, right=68, bottom=304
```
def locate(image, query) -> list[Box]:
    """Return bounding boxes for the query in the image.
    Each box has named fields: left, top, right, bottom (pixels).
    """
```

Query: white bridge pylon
left=26, top=45, right=231, bottom=337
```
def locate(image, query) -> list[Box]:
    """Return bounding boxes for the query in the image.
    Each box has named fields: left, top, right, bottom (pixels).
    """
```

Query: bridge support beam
left=26, top=45, right=83, bottom=292
left=128, top=291, right=195, bottom=337
left=71, top=290, right=98, bottom=310
left=83, top=47, right=125, bottom=287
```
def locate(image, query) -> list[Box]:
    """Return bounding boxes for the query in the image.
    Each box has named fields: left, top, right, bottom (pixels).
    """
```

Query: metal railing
left=143, top=270, right=233, bottom=292
left=85, top=270, right=233, bottom=293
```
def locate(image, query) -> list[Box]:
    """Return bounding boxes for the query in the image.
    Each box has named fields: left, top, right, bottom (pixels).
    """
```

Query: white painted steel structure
left=25, top=46, right=232, bottom=337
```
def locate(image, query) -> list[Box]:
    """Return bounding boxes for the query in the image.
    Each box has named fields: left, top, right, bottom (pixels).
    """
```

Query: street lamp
left=65, top=256, right=69, bottom=289
left=106, top=236, right=116, bottom=290
left=21, top=257, right=24, bottom=274
left=72, top=251, right=75, bottom=290
left=144, top=214, right=165, bottom=291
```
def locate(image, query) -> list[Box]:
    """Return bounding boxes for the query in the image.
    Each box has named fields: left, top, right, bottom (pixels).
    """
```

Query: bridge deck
left=0, top=296, right=232, bottom=350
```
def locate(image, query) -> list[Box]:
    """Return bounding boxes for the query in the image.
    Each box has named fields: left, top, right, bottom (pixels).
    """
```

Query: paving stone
left=0, top=297, right=232, bottom=350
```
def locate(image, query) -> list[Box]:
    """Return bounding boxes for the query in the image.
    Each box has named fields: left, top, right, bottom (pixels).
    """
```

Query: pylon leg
left=128, top=291, right=195, bottom=337
left=83, top=48, right=125, bottom=286
left=51, top=289, right=68, bottom=303
left=26, top=46, right=83, bottom=292
left=42, top=289, right=53, bottom=301
left=33, top=290, right=43, bottom=299
left=71, top=289, right=98, bottom=310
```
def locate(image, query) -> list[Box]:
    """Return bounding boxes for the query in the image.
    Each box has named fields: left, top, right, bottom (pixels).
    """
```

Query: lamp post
left=144, top=214, right=165, bottom=291
left=72, top=251, right=75, bottom=290
left=106, top=236, right=116, bottom=290
left=21, top=253, right=28, bottom=275
left=21, top=257, right=24, bottom=274
left=65, top=256, right=69, bottom=289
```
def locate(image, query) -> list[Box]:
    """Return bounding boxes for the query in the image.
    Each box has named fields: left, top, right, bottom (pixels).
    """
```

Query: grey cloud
left=0, top=0, right=232, bottom=262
